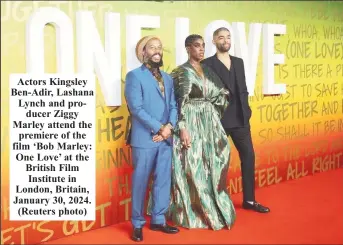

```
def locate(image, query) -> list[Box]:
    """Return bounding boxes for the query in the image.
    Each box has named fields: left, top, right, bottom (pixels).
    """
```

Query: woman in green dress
left=169, top=34, right=236, bottom=230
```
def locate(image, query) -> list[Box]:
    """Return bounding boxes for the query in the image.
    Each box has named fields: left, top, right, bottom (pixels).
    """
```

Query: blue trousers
left=131, top=142, right=172, bottom=228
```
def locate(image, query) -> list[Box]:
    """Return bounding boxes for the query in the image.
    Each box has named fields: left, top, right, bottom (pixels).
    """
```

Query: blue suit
left=125, top=64, right=177, bottom=228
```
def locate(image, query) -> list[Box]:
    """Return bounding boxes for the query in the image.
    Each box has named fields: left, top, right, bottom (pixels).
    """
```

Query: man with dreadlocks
left=125, top=36, right=179, bottom=242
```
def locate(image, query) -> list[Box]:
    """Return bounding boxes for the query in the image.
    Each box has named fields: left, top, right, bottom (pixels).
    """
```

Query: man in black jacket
left=202, top=27, right=270, bottom=213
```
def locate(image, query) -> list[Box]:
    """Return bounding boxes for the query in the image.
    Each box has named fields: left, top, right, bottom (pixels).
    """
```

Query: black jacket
left=201, top=54, right=252, bottom=128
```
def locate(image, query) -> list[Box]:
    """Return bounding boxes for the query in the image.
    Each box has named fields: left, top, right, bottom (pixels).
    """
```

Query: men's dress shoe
left=150, top=224, right=180, bottom=234
left=132, top=228, right=143, bottom=242
left=243, top=201, right=270, bottom=213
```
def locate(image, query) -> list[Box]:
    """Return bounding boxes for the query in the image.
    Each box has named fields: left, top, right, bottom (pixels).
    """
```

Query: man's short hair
left=213, top=27, right=230, bottom=38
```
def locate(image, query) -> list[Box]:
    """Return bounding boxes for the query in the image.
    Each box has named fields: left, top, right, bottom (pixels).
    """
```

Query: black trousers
left=225, top=126, right=255, bottom=202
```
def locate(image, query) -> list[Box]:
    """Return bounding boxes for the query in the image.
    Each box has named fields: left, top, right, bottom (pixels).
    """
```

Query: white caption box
left=9, top=74, right=96, bottom=221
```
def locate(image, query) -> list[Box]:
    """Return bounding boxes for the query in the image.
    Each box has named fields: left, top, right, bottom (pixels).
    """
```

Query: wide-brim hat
left=135, top=35, right=161, bottom=63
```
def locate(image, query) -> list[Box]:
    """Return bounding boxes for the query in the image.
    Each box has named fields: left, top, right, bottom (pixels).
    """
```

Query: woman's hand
left=180, top=128, right=191, bottom=149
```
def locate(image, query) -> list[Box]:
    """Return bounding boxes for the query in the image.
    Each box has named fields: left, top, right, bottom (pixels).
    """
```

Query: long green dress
left=169, top=61, right=236, bottom=230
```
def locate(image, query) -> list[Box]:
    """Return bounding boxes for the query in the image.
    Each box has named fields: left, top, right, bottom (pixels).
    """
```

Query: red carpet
left=43, top=169, right=343, bottom=244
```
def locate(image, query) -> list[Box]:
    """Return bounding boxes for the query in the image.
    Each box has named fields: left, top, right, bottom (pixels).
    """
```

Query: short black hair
left=185, top=34, right=203, bottom=47
left=213, top=27, right=230, bottom=38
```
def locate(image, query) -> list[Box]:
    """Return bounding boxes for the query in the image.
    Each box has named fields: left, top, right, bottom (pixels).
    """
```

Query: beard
left=216, top=43, right=230, bottom=53
left=145, top=53, right=163, bottom=68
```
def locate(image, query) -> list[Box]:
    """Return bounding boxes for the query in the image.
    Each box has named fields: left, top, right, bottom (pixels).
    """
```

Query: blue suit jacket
left=125, top=65, right=178, bottom=148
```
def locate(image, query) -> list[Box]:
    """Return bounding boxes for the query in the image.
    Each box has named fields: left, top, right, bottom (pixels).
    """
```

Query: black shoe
left=131, top=228, right=143, bottom=242
left=243, top=201, right=270, bottom=213
left=150, top=223, right=180, bottom=234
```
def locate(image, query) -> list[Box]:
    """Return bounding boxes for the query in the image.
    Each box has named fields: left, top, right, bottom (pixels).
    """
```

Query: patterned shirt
left=145, top=63, right=165, bottom=97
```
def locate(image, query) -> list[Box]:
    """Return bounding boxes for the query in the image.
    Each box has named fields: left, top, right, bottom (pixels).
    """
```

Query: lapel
left=211, top=54, right=231, bottom=89
left=161, top=72, right=169, bottom=106
left=140, top=65, right=164, bottom=99
left=230, top=56, right=242, bottom=90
